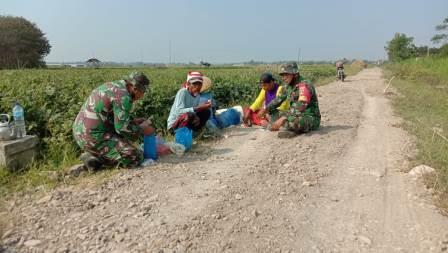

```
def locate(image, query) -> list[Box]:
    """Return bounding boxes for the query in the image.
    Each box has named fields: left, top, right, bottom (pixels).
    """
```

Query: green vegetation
left=431, top=17, right=448, bottom=46
left=385, top=33, right=418, bottom=62
left=385, top=57, right=448, bottom=211
left=0, top=16, right=51, bottom=69
left=0, top=65, right=336, bottom=195
left=385, top=17, right=448, bottom=62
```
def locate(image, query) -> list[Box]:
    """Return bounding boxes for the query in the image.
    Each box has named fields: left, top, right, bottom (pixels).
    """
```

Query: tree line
left=385, top=17, right=448, bottom=62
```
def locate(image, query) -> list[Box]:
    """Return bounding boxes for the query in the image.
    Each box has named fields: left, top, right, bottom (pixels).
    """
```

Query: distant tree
left=0, top=16, right=51, bottom=69
left=415, top=45, right=441, bottom=57
left=431, top=17, right=448, bottom=45
left=385, top=33, right=416, bottom=62
left=439, top=44, right=448, bottom=57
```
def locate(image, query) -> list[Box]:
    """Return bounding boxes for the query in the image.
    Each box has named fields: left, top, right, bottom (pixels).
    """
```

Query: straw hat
left=200, top=76, right=212, bottom=93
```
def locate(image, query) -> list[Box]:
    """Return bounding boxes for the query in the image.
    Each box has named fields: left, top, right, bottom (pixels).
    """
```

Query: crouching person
left=73, top=71, right=155, bottom=170
left=268, top=62, right=321, bottom=138
left=167, top=71, right=211, bottom=135
left=243, top=72, right=289, bottom=127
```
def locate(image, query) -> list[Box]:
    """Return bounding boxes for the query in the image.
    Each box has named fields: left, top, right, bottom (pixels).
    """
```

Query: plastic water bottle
left=13, top=102, right=26, bottom=138
left=143, top=134, right=158, bottom=160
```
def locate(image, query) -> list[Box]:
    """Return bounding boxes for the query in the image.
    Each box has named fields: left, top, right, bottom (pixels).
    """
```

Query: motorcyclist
left=336, top=61, right=345, bottom=80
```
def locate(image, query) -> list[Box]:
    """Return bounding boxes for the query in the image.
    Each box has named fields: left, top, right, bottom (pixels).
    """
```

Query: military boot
left=80, top=152, right=102, bottom=171
left=277, top=130, right=297, bottom=139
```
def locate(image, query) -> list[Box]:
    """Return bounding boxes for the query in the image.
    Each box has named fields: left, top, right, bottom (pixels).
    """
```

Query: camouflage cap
left=125, top=71, right=150, bottom=92
left=279, top=62, right=299, bottom=75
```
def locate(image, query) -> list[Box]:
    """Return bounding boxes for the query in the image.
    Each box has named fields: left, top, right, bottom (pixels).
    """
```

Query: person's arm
left=176, top=89, right=211, bottom=113
left=284, top=83, right=312, bottom=120
left=298, top=84, right=311, bottom=108
left=249, top=89, right=265, bottom=112
left=266, top=85, right=288, bottom=113
left=174, top=89, right=196, bottom=114
left=112, top=94, right=141, bottom=138
left=276, top=86, right=289, bottom=112
left=200, top=93, right=217, bottom=111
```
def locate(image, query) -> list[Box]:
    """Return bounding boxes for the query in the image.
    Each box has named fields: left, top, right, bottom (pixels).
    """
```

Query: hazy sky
left=2, top=0, right=447, bottom=63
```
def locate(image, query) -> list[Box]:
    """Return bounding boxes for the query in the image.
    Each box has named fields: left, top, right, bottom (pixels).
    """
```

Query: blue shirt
left=167, top=88, right=200, bottom=129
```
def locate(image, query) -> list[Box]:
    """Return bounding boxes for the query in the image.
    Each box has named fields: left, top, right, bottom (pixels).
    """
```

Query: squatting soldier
left=73, top=71, right=155, bottom=170
left=268, top=62, right=321, bottom=138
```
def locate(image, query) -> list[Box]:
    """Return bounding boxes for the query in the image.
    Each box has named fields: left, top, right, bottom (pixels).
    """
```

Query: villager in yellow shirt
left=243, top=72, right=289, bottom=127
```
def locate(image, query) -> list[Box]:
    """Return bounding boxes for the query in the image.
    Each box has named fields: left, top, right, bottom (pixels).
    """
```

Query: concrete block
left=0, top=135, right=38, bottom=171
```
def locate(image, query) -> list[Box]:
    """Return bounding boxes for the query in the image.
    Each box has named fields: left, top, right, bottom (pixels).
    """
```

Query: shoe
left=80, top=152, right=102, bottom=171
left=277, top=131, right=297, bottom=139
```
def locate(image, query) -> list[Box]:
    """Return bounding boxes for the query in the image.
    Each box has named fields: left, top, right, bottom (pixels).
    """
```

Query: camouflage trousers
left=74, top=132, right=143, bottom=167
left=284, top=114, right=320, bottom=133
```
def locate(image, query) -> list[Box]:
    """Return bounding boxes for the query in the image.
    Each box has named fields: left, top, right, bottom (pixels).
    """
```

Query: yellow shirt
left=249, top=86, right=289, bottom=112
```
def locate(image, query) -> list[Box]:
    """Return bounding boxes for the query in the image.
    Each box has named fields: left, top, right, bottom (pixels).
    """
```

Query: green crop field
left=385, top=57, right=448, bottom=210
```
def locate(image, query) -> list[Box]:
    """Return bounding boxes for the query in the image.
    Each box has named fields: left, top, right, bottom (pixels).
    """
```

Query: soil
left=2, top=68, right=448, bottom=253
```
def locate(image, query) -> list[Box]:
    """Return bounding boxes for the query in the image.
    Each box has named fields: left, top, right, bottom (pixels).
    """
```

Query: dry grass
left=385, top=57, right=448, bottom=214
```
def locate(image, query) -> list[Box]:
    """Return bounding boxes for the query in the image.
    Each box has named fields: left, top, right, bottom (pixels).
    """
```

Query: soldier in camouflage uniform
left=73, top=72, right=155, bottom=169
left=267, top=62, right=321, bottom=138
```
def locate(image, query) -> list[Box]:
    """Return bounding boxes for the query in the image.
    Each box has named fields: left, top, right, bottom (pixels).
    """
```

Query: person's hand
left=133, top=118, right=146, bottom=125
left=257, top=109, right=267, bottom=118
left=243, top=110, right=252, bottom=127
left=270, top=117, right=286, bottom=131
left=139, top=120, right=155, bottom=135
left=142, top=125, right=155, bottom=136
left=243, top=119, right=252, bottom=127
left=192, top=115, right=200, bottom=127
left=195, top=102, right=212, bottom=112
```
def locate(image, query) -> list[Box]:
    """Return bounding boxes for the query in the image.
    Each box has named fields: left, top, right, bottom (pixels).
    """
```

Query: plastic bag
left=156, top=136, right=172, bottom=156
left=165, top=142, right=186, bottom=156
left=175, top=127, right=193, bottom=151
left=215, top=107, right=242, bottom=128
left=205, top=119, right=222, bottom=136
left=141, top=158, right=157, bottom=167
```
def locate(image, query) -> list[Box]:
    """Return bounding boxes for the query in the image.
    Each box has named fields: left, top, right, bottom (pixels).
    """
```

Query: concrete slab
left=0, top=135, right=38, bottom=171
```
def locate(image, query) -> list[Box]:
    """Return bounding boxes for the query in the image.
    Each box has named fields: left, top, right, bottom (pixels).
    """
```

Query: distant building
left=86, top=58, right=101, bottom=68
left=200, top=60, right=211, bottom=67
left=46, top=63, right=64, bottom=68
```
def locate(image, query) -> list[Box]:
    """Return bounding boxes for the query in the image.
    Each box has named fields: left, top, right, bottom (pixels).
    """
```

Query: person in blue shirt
left=167, top=71, right=211, bottom=135
left=199, top=76, right=220, bottom=127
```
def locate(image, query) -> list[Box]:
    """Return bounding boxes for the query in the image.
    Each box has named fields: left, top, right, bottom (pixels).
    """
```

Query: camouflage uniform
left=268, top=63, right=321, bottom=133
left=73, top=72, right=148, bottom=167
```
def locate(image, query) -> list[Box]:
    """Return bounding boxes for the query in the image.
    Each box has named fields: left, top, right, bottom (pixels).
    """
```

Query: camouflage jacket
left=73, top=80, right=141, bottom=143
left=267, top=77, right=321, bottom=122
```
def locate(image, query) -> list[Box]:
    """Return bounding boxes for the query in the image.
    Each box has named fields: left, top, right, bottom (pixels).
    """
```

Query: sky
left=1, top=0, right=447, bottom=63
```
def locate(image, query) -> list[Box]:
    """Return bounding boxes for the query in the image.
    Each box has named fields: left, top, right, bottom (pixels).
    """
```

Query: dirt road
left=2, top=68, right=448, bottom=253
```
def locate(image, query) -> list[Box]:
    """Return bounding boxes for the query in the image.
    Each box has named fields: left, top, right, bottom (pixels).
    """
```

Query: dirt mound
left=351, top=60, right=368, bottom=68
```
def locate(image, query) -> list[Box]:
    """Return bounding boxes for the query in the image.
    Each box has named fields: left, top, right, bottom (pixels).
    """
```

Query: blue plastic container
left=175, top=127, right=193, bottom=151
left=216, top=108, right=241, bottom=128
left=143, top=134, right=158, bottom=160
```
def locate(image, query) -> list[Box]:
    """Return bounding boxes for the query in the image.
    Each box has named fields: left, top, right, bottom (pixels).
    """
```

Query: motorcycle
left=337, top=68, right=345, bottom=82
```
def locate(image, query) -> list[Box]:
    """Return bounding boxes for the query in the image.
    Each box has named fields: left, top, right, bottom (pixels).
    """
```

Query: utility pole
left=297, top=48, right=301, bottom=65
left=169, top=40, right=172, bottom=65
left=140, top=48, right=144, bottom=63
